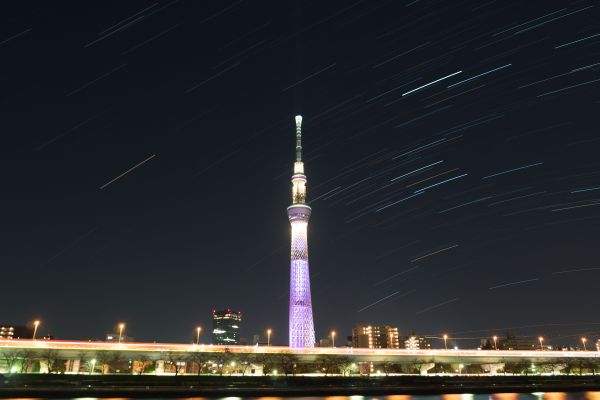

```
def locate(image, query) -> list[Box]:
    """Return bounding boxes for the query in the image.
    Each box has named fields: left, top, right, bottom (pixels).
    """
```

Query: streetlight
left=582, top=337, right=587, bottom=351
left=443, top=334, right=448, bottom=350
left=538, top=336, right=544, bottom=350
left=118, top=323, right=125, bottom=343
left=32, top=320, right=40, bottom=340
left=331, top=331, right=336, bottom=348
left=90, top=358, right=96, bottom=375
left=267, top=329, right=272, bottom=347
left=493, top=335, right=498, bottom=350
left=196, top=326, right=202, bottom=344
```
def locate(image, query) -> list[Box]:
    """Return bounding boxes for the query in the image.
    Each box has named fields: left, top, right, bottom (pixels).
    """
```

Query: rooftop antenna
left=295, top=115, right=303, bottom=162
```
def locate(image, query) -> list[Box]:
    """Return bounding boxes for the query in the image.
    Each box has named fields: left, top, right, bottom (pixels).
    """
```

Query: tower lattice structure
left=287, top=115, right=316, bottom=348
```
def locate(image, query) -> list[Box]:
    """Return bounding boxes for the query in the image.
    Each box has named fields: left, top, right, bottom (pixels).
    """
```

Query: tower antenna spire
left=288, top=114, right=315, bottom=349
left=295, top=115, right=303, bottom=161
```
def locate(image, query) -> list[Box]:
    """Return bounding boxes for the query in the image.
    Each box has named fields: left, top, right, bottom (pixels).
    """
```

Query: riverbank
left=2, top=374, right=600, bottom=397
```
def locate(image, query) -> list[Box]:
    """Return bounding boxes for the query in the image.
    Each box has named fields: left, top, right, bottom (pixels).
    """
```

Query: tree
left=107, top=351, right=126, bottom=374
left=316, top=355, right=341, bottom=376
left=432, top=363, right=454, bottom=374
left=380, top=360, right=397, bottom=376
left=1, top=350, right=25, bottom=373
left=254, top=353, right=276, bottom=375
left=503, top=362, right=529, bottom=375
left=408, top=359, right=434, bottom=375
left=94, top=350, right=112, bottom=374
left=40, top=350, right=62, bottom=373
left=539, top=359, right=565, bottom=375
left=573, top=358, right=598, bottom=375
left=235, top=353, right=255, bottom=376
left=464, top=364, right=484, bottom=374
left=209, top=349, right=233, bottom=376
left=336, top=357, right=354, bottom=376
left=188, top=352, right=211, bottom=376
left=165, top=352, right=185, bottom=376
left=135, top=355, right=154, bottom=375
left=273, top=354, right=299, bottom=376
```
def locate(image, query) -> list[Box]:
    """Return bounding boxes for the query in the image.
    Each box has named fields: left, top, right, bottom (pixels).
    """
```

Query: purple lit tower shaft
left=287, top=115, right=316, bottom=348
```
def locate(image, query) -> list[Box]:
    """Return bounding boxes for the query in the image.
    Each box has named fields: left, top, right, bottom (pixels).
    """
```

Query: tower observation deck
left=287, top=115, right=316, bottom=348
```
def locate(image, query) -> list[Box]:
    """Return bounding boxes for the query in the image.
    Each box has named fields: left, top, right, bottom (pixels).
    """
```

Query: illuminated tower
left=288, top=115, right=316, bottom=348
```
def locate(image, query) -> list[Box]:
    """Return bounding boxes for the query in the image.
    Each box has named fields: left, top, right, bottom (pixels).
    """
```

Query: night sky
left=3, top=0, right=600, bottom=348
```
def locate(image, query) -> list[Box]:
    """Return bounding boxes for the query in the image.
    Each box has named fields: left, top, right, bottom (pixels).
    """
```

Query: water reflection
left=250, top=393, right=600, bottom=400
left=27, top=393, right=600, bottom=400
left=491, top=394, right=520, bottom=400
left=545, top=393, right=568, bottom=400
left=386, top=395, right=412, bottom=400
left=442, top=394, right=464, bottom=400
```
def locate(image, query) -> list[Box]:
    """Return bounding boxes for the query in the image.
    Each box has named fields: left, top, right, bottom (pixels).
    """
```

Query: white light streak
left=438, top=196, right=493, bottom=213
left=100, top=154, right=156, bottom=189
left=372, top=42, right=431, bottom=69
left=538, top=77, right=600, bottom=97
left=556, top=33, right=600, bottom=49
left=1, top=338, right=599, bottom=359
left=488, top=278, right=540, bottom=290
left=282, top=63, right=336, bottom=92
left=572, top=62, right=600, bottom=72
left=492, top=8, right=567, bottom=36
left=410, top=244, right=458, bottom=262
left=551, top=201, right=600, bottom=212
left=373, top=266, right=420, bottom=286
left=514, top=6, right=594, bottom=35
left=366, top=78, right=421, bottom=102
left=186, top=62, right=240, bottom=93
left=416, top=298, right=459, bottom=315
left=357, top=291, right=400, bottom=312
left=375, top=192, right=423, bottom=212
left=571, top=186, right=600, bottom=193
left=0, top=28, right=33, bottom=47
left=482, top=162, right=543, bottom=179
left=392, top=139, right=446, bottom=160
left=489, top=191, right=546, bottom=206
left=552, top=267, right=600, bottom=275
left=414, top=173, right=468, bottom=193
left=402, top=71, right=462, bottom=96
left=390, top=160, right=444, bottom=182
left=447, top=64, right=512, bottom=88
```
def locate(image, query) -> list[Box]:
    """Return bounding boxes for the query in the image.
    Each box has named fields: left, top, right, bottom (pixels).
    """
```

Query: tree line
left=1, top=349, right=599, bottom=376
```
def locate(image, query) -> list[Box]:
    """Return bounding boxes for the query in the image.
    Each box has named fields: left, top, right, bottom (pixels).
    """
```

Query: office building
left=0, top=324, right=33, bottom=339
left=352, top=325, right=400, bottom=348
left=212, top=309, right=242, bottom=344
left=403, top=335, right=431, bottom=350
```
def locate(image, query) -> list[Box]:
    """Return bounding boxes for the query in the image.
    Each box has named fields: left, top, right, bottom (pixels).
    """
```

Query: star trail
left=1, top=0, right=599, bottom=346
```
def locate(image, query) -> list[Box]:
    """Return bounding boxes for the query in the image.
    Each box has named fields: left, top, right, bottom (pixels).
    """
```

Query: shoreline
left=2, top=374, right=600, bottom=398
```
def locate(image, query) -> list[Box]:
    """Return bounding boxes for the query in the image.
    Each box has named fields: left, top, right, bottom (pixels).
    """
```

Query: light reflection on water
left=6, top=395, right=599, bottom=400
left=252, top=394, right=597, bottom=400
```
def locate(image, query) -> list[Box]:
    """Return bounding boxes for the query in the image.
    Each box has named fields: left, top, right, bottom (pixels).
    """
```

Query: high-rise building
left=352, top=325, right=400, bottom=349
left=288, top=115, right=316, bottom=348
left=403, top=335, right=432, bottom=350
left=211, top=309, right=242, bottom=345
left=0, top=324, right=33, bottom=339
left=497, top=334, right=537, bottom=350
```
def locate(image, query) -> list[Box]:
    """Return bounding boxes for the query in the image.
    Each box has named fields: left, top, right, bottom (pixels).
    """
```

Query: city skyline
left=2, top=1, right=600, bottom=345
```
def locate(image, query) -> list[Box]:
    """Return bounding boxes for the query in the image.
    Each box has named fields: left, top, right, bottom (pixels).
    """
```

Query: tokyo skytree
left=287, top=115, right=316, bottom=348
